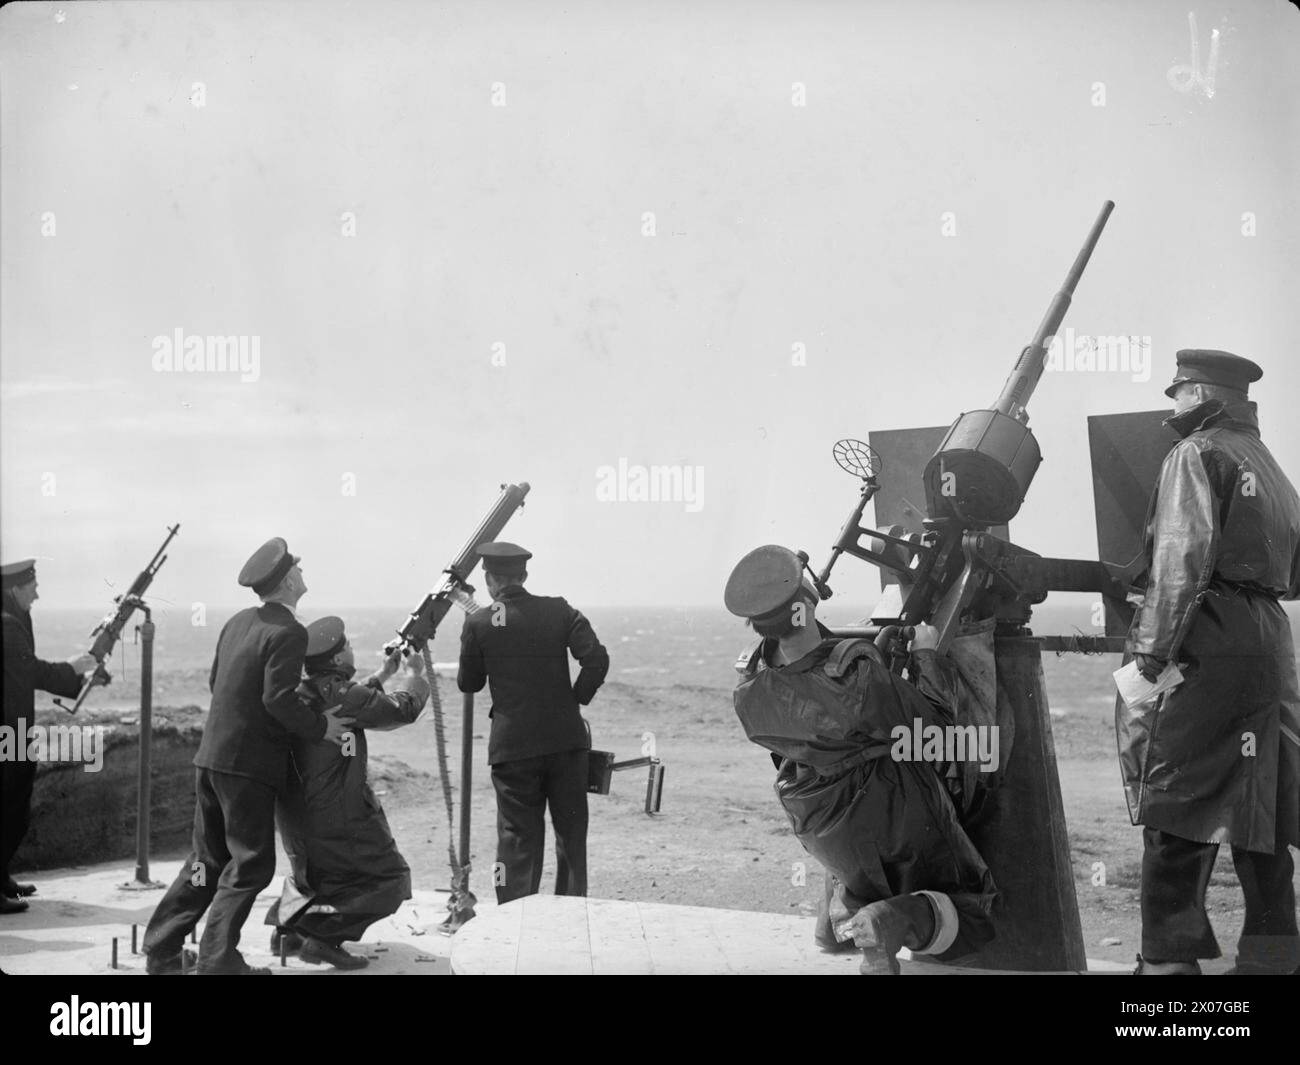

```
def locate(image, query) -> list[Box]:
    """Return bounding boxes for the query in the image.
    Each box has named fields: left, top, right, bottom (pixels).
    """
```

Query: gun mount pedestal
left=122, top=607, right=164, bottom=891
left=967, top=632, right=1085, bottom=970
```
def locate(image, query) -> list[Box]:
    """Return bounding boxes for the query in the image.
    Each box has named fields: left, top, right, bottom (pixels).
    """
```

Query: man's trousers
left=143, top=768, right=278, bottom=973
left=1141, top=826, right=1298, bottom=970
left=1, top=759, right=37, bottom=890
left=490, top=749, right=589, bottom=904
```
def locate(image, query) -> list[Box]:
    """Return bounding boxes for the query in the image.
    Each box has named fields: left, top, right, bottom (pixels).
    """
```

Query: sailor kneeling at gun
left=266, top=616, right=430, bottom=970
left=725, top=545, right=997, bottom=975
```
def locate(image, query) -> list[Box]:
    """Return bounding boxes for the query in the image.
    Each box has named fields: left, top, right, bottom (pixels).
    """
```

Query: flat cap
left=305, top=615, right=347, bottom=660
left=724, top=545, right=812, bottom=624
left=478, top=541, right=532, bottom=576
left=1165, top=349, right=1262, bottom=398
left=238, top=537, right=300, bottom=596
left=1, top=558, right=37, bottom=590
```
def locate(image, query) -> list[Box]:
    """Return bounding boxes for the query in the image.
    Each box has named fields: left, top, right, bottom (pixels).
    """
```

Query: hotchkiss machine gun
left=810, top=201, right=1141, bottom=971
left=384, top=483, right=531, bottom=933
left=386, top=481, right=665, bottom=933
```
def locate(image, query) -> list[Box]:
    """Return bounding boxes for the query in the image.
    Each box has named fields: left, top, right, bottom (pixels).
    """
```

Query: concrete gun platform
left=450, top=895, right=1130, bottom=975
left=1, top=860, right=1130, bottom=976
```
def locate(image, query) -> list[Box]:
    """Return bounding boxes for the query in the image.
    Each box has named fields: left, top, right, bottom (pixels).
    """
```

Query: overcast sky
left=2, top=0, right=1297, bottom=611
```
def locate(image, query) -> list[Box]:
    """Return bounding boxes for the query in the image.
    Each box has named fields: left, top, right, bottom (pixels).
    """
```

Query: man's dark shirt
left=195, top=603, right=325, bottom=788
left=457, top=586, right=609, bottom=765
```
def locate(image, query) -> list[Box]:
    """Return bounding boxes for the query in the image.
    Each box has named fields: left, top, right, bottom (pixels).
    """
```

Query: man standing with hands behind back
left=458, top=542, right=609, bottom=905
left=143, top=538, right=352, bottom=975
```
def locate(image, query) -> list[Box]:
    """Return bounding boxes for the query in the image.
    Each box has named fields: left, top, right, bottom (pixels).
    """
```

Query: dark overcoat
left=274, top=669, right=429, bottom=925
left=1118, top=398, right=1300, bottom=851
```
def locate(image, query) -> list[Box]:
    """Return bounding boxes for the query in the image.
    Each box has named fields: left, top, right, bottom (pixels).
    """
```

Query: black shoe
left=4, top=878, right=36, bottom=898
left=145, top=948, right=196, bottom=975
left=0, top=896, right=29, bottom=915
left=299, top=937, right=369, bottom=970
left=270, top=929, right=304, bottom=956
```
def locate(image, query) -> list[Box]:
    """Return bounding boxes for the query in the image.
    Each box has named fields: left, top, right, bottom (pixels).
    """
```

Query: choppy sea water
left=24, top=601, right=1300, bottom=723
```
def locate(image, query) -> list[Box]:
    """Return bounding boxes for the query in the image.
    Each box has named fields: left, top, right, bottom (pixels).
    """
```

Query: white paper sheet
left=1113, top=659, right=1184, bottom=711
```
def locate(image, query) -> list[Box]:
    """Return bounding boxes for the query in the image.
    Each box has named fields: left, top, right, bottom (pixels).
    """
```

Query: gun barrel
left=445, top=483, right=531, bottom=580
left=390, top=482, right=531, bottom=649
left=992, top=200, right=1114, bottom=417
left=127, top=523, right=181, bottom=597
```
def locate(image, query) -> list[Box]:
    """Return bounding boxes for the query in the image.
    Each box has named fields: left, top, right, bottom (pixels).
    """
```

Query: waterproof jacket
left=733, top=634, right=996, bottom=948
left=274, top=667, right=430, bottom=925
left=1118, top=398, right=1300, bottom=851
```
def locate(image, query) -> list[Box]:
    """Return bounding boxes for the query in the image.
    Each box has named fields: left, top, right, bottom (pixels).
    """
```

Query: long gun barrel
left=386, top=482, right=531, bottom=653
left=992, top=200, right=1114, bottom=421
left=815, top=200, right=1118, bottom=665
left=922, top=200, right=1115, bottom=528
left=58, top=523, right=180, bottom=714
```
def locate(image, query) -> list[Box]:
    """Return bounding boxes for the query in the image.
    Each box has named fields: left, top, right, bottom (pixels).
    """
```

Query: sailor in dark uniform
left=266, top=615, right=430, bottom=969
left=457, top=542, right=610, bottom=904
left=725, top=545, right=997, bottom=974
left=142, top=539, right=353, bottom=974
left=1, top=559, right=98, bottom=915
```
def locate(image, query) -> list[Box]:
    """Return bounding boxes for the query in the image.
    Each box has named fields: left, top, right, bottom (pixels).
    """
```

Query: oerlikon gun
left=813, top=201, right=1138, bottom=666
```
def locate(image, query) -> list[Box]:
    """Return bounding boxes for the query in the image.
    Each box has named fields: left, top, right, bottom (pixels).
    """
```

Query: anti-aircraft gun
left=803, top=201, right=1168, bottom=973
left=811, top=201, right=1140, bottom=663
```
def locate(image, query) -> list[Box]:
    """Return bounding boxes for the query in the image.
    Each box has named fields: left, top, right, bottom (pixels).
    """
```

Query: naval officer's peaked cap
left=305, top=615, right=347, bottom=659
left=477, top=541, right=532, bottom=576
left=1, top=558, right=38, bottom=590
left=238, top=537, right=300, bottom=595
left=724, top=544, right=811, bottom=624
left=1165, top=349, right=1263, bottom=398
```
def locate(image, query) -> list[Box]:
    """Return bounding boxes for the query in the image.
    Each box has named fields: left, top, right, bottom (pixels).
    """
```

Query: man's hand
left=403, top=651, right=426, bottom=677
left=910, top=624, right=940, bottom=652
left=321, top=706, right=356, bottom=746
left=375, top=649, right=402, bottom=683
left=1135, top=653, right=1167, bottom=684
left=70, top=653, right=97, bottom=674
